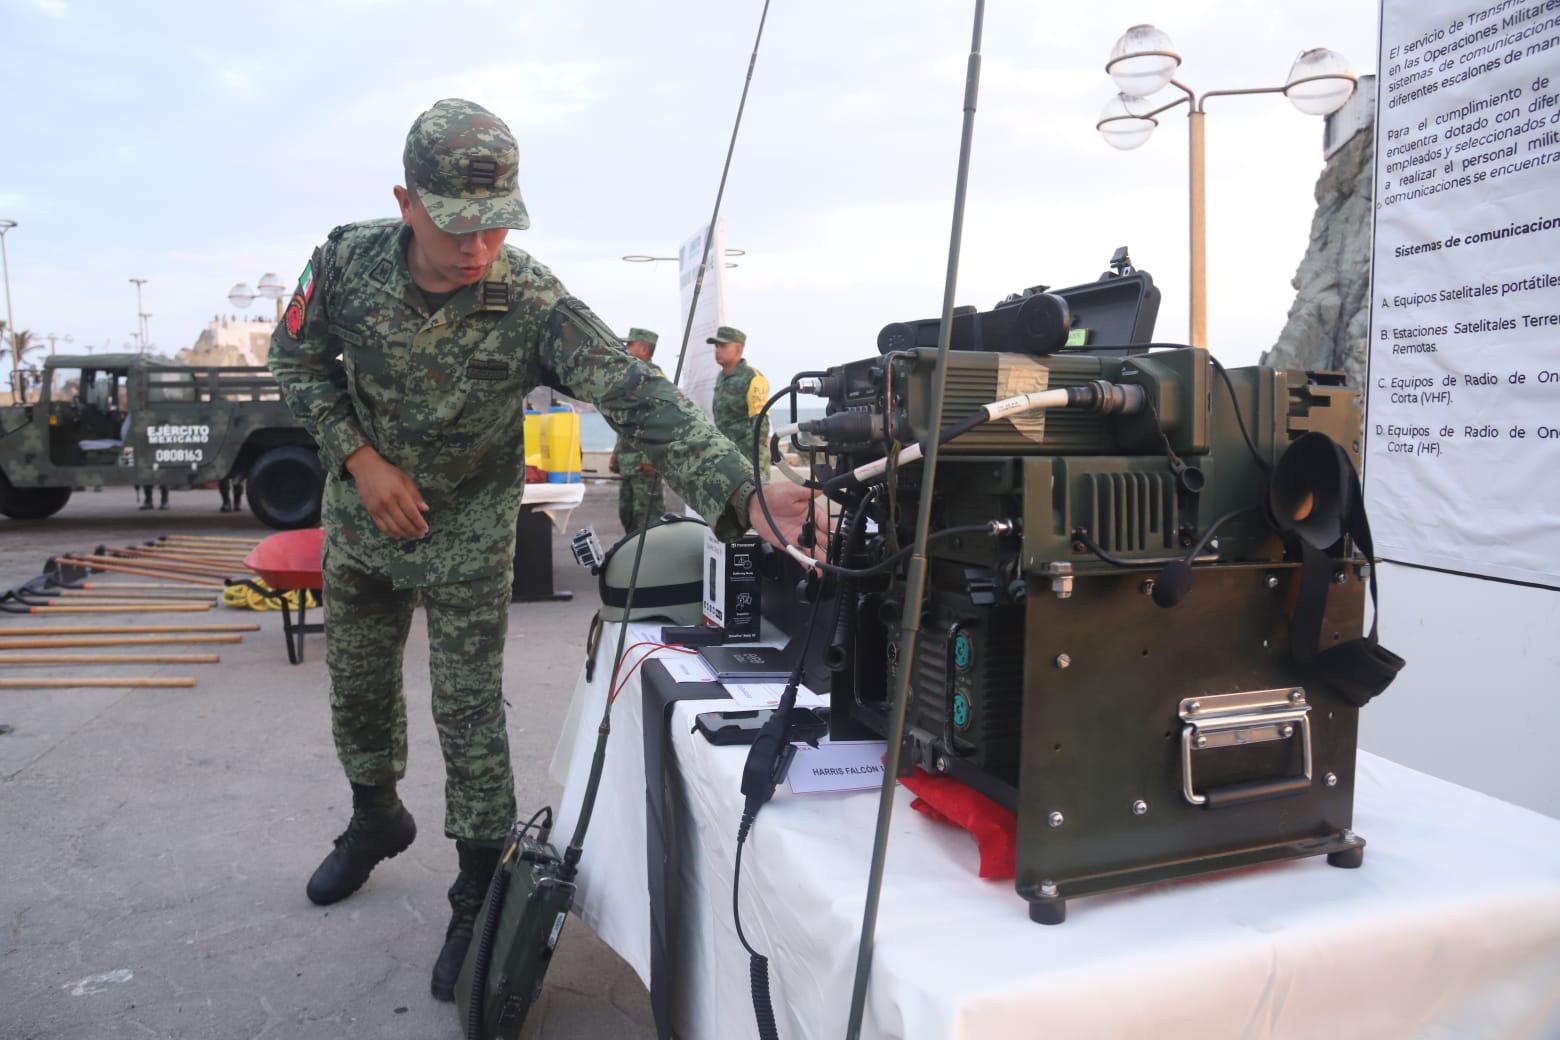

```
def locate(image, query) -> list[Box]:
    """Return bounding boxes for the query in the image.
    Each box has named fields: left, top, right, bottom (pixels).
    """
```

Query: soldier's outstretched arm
left=267, top=247, right=372, bottom=477
left=541, top=297, right=749, bottom=534
left=540, top=296, right=822, bottom=553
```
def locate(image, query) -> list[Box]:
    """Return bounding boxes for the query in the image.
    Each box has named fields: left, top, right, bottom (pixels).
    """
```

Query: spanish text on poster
left=1366, top=0, right=1560, bottom=588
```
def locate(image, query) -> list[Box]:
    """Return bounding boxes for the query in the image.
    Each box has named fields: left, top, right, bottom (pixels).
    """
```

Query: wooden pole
left=127, top=553, right=251, bottom=568
left=125, top=545, right=250, bottom=560
left=124, top=545, right=252, bottom=560
left=159, top=536, right=263, bottom=545
left=94, top=553, right=245, bottom=578
left=0, top=623, right=257, bottom=635
left=158, top=536, right=262, bottom=548
left=49, top=589, right=218, bottom=600
left=56, top=558, right=226, bottom=586
left=20, top=605, right=212, bottom=614
left=21, top=599, right=216, bottom=609
left=0, top=635, right=241, bottom=649
left=76, top=582, right=220, bottom=592
left=0, top=677, right=196, bottom=689
left=0, top=653, right=221, bottom=665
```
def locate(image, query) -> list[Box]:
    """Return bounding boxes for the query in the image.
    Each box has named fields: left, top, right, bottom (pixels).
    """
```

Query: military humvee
left=0, top=354, right=323, bottom=529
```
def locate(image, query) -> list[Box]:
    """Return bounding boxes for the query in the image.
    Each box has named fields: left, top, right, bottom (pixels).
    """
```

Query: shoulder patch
left=282, top=256, right=317, bottom=339
left=368, top=258, right=393, bottom=286
left=746, top=371, right=769, bottom=417
left=556, top=297, right=621, bottom=348
left=284, top=294, right=306, bottom=339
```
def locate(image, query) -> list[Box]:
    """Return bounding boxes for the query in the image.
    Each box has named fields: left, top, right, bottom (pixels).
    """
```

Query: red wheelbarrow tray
left=243, top=528, right=325, bottom=592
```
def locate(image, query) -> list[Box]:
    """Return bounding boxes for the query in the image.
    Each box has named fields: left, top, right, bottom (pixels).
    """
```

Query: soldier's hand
left=638, top=463, right=656, bottom=477
left=749, top=481, right=829, bottom=562
left=608, top=453, right=619, bottom=474
left=346, top=447, right=430, bottom=540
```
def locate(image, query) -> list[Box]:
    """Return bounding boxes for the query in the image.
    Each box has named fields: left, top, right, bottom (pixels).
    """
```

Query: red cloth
left=901, top=766, right=1018, bottom=880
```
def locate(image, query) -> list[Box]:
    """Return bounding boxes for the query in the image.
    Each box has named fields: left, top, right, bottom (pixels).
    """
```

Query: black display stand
left=511, top=505, right=572, bottom=603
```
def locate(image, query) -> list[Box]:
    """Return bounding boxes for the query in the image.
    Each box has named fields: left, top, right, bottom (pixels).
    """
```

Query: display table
left=550, top=626, right=1560, bottom=1039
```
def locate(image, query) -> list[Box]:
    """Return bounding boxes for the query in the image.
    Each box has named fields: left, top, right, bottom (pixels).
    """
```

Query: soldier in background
left=609, top=328, right=667, bottom=533
left=218, top=476, right=245, bottom=513
left=267, top=99, right=818, bottom=1002
left=710, top=325, right=770, bottom=476
left=137, top=484, right=168, bottom=511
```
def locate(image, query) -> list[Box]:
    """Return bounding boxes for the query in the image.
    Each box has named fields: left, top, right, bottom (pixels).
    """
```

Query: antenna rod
left=846, top=2, right=986, bottom=1034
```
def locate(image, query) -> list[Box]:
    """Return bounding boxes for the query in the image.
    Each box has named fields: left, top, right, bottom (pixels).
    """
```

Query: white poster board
left=1365, top=0, right=1560, bottom=588
left=675, top=218, right=727, bottom=420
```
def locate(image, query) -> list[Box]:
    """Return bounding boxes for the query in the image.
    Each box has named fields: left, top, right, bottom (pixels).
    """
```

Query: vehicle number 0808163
left=154, top=448, right=204, bottom=464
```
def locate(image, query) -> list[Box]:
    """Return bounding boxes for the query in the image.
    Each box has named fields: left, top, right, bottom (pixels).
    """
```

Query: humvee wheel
left=247, top=446, right=324, bottom=530
left=0, top=471, right=72, bottom=520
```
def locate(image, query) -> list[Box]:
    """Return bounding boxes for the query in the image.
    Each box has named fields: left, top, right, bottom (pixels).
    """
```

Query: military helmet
left=596, top=515, right=708, bottom=624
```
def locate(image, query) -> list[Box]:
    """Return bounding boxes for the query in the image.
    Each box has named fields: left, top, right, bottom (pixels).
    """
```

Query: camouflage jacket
left=713, top=359, right=770, bottom=463
left=613, top=362, right=664, bottom=472
left=268, top=221, right=752, bottom=588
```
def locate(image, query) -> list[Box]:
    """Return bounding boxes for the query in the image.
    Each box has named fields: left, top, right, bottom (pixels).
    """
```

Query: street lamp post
left=0, top=218, right=17, bottom=391
left=44, top=332, right=73, bottom=356
left=623, top=248, right=745, bottom=270
left=228, top=272, right=289, bottom=321
left=129, top=277, right=149, bottom=353
left=1095, top=25, right=1357, bottom=347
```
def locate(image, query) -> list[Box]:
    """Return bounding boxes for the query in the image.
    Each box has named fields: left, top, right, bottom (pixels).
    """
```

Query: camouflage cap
left=624, top=328, right=659, bottom=347
left=403, top=99, right=530, bottom=234
left=706, top=325, right=746, bottom=345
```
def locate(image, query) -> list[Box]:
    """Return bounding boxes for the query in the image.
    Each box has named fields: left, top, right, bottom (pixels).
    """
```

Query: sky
left=0, top=0, right=1378, bottom=385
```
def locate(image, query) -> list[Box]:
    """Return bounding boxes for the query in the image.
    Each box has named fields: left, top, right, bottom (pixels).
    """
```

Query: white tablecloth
left=521, top=481, right=585, bottom=530
left=551, top=627, right=1560, bottom=1039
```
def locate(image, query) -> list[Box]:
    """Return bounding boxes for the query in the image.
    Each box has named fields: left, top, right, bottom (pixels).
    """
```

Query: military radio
left=765, top=255, right=1402, bottom=923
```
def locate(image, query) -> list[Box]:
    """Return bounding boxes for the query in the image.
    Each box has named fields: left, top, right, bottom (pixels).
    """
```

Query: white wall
left=1360, top=563, right=1560, bottom=819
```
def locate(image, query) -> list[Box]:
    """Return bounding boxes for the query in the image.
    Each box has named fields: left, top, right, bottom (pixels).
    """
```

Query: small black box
left=702, top=531, right=761, bottom=642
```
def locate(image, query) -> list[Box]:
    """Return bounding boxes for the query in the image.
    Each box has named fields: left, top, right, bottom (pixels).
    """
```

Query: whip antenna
left=845, top=2, right=987, bottom=1034
left=564, top=0, right=774, bottom=867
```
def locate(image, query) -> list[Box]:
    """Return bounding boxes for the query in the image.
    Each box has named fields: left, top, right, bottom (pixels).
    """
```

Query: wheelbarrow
left=227, top=528, right=325, bottom=664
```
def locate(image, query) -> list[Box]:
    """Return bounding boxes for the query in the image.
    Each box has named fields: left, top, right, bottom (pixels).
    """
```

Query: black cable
left=749, top=385, right=1011, bottom=578
left=731, top=570, right=829, bottom=1040
left=466, top=843, right=514, bottom=1040
left=1210, top=357, right=1269, bottom=473
left=1071, top=528, right=1155, bottom=568
left=733, top=819, right=778, bottom=1040
left=1072, top=508, right=1253, bottom=569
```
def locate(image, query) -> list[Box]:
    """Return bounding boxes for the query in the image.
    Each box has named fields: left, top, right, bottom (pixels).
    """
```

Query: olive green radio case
left=456, top=809, right=575, bottom=1040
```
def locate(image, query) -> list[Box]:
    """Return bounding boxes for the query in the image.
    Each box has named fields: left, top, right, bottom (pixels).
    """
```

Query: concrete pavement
left=0, top=484, right=652, bottom=1039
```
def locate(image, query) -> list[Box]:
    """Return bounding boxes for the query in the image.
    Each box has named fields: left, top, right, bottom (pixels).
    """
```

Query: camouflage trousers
left=617, top=469, right=666, bottom=534
left=323, top=550, right=516, bottom=842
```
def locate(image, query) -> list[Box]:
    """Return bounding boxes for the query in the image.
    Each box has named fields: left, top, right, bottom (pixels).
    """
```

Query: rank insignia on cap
left=467, top=157, right=499, bottom=188
left=284, top=293, right=306, bottom=339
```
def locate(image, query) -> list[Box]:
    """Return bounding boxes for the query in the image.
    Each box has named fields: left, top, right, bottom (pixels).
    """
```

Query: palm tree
left=6, top=326, right=41, bottom=402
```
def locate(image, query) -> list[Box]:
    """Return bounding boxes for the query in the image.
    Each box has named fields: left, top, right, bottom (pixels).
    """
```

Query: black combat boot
left=305, top=783, right=417, bottom=906
left=430, top=839, right=503, bottom=1002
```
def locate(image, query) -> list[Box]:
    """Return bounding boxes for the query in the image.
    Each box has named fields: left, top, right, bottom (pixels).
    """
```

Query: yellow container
left=540, top=408, right=582, bottom=483
left=524, top=412, right=544, bottom=469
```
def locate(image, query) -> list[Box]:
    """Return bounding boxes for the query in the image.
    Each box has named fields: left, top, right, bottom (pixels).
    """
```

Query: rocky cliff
left=1260, top=126, right=1373, bottom=387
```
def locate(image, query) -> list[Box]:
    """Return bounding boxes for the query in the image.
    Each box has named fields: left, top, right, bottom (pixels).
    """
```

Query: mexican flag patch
left=297, top=261, right=315, bottom=303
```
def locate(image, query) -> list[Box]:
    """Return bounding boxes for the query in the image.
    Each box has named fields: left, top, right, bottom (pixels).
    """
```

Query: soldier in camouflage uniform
left=609, top=328, right=667, bottom=533
left=267, top=99, right=816, bottom=1002
left=710, top=325, right=771, bottom=477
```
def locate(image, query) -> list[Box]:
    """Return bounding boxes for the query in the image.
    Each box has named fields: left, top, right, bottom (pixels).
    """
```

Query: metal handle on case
left=1179, top=688, right=1313, bottom=808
